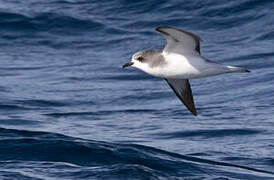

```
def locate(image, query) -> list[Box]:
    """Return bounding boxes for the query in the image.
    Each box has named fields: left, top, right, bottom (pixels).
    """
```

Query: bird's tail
left=226, top=66, right=250, bottom=73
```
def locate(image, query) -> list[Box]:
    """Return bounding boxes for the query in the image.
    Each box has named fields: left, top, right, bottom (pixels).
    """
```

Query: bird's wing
left=156, top=26, right=203, bottom=55
left=165, top=78, right=197, bottom=116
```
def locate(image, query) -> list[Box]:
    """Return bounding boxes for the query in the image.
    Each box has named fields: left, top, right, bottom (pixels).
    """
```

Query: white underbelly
left=147, top=54, right=228, bottom=79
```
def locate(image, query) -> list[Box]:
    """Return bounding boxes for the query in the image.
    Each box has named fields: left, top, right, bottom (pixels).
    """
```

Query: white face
left=130, top=52, right=148, bottom=71
left=123, top=50, right=158, bottom=73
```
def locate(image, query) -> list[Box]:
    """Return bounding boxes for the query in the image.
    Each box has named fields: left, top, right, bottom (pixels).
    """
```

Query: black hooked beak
left=122, top=62, right=134, bottom=68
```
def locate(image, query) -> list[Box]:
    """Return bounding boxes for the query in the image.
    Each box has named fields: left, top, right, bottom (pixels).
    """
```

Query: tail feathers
left=226, top=66, right=250, bottom=73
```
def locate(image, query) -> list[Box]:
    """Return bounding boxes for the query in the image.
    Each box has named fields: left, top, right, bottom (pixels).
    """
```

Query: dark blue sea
left=0, top=0, right=274, bottom=179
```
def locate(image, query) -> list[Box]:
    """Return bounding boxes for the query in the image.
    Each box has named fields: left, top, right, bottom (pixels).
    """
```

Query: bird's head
left=122, top=50, right=164, bottom=72
left=122, top=51, right=148, bottom=70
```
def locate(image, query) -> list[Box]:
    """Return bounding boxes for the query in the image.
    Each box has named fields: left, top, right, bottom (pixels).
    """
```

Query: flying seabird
left=122, top=26, right=250, bottom=116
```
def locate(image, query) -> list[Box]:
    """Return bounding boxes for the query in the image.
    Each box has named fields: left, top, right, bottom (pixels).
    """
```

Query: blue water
left=0, top=0, right=274, bottom=179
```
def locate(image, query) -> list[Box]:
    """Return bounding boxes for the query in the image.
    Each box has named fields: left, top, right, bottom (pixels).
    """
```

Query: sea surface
left=0, top=0, right=274, bottom=179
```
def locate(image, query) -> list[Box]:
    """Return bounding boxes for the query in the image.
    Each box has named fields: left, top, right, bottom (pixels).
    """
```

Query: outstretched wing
left=165, top=78, right=197, bottom=116
left=156, top=26, right=203, bottom=55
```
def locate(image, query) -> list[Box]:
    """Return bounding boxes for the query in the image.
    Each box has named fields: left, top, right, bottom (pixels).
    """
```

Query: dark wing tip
left=156, top=26, right=171, bottom=32
left=245, top=69, right=251, bottom=73
left=186, top=103, right=198, bottom=116
left=155, top=26, right=171, bottom=37
left=192, top=109, right=198, bottom=116
left=155, top=26, right=203, bottom=42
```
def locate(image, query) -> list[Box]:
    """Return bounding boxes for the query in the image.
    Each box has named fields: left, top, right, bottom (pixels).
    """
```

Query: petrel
left=122, top=26, right=250, bottom=116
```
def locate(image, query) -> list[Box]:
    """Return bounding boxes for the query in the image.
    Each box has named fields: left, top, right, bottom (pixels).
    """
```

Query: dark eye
left=137, top=56, right=144, bottom=61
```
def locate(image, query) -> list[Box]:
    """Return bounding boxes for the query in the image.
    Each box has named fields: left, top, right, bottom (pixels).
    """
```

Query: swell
left=0, top=128, right=273, bottom=179
left=151, top=128, right=263, bottom=139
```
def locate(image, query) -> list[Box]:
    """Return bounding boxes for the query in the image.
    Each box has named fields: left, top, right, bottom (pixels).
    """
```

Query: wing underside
left=165, top=78, right=197, bottom=116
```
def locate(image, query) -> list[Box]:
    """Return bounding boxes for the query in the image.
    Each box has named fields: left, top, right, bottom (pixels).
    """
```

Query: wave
left=0, top=128, right=273, bottom=179
left=151, top=128, right=262, bottom=139
left=0, top=11, right=103, bottom=33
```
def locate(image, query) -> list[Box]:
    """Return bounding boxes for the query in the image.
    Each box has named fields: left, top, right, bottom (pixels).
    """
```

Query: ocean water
left=0, top=0, right=274, bottom=179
